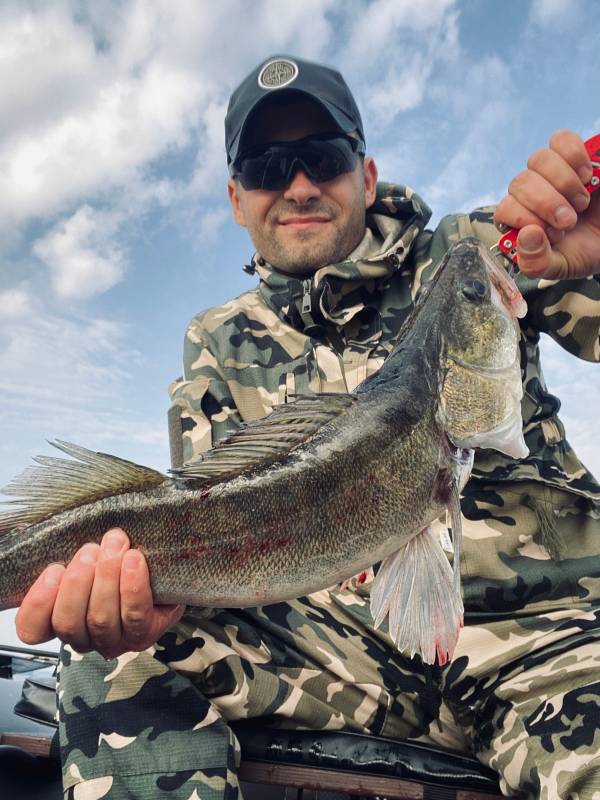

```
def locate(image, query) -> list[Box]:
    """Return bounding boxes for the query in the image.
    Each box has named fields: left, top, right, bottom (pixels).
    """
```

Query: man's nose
left=283, top=168, right=322, bottom=203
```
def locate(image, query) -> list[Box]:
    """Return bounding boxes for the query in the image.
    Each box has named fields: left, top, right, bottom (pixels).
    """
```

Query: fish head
left=437, top=237, right=528, bottom=460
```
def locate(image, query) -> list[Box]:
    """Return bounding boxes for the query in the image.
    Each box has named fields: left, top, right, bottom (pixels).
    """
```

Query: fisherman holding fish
left=7, top=56, right=600, bottom=799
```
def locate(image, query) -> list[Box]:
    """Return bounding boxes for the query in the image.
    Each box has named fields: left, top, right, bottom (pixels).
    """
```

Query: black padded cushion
left=231, top=723, right=501, bottom=794
left=14, top=675, right=58, bottom=727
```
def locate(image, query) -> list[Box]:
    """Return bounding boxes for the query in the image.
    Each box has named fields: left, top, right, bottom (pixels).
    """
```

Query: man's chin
left=265, top=237, right=337, bottom=275
left=272, top=248, right=334, bottom=275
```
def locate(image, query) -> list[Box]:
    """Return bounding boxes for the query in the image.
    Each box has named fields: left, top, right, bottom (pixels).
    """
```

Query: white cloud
left=0, top=309, right=135, bottom=399
left=0, top=301, right=169, bottom=489
left=0, top=61, right=205, bottom=227
left=0, top=4, right=101, bottom=141
left=423, top=100, right=507, bottom=216
left=0, top=0, right=344, bottom=235
left=0, top=2, right=208, bottom=231
left=529, top=0, right=584, bottom=26
left=365, top=53, right=437, bottom=118
left=33, top=205, right=125, bottom=300
left=338, top=0, right=459, bottom=125
left=421, top=55, right=516, bottom=219
left=0, top=0, right=458, bottom=237
left=341, top=0, right=456, bottom=64
left=188, top=100, right=230, bottom=197
left=0, top=287, right=32, bottom=319
left=255, top=0, right=335, bottom=55
left=0, top=0, right=467, bottom=311
left=197, top=206, right=231, bottom=244
left=0, top=0, right=351, bottom=305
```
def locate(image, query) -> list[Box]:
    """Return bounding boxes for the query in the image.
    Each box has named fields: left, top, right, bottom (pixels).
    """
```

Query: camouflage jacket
left=168, top=182, right=600, bottom=502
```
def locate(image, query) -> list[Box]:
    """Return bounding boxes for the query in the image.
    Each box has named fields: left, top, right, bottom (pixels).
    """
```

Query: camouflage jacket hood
left=169, top=182, right=600, bottom=504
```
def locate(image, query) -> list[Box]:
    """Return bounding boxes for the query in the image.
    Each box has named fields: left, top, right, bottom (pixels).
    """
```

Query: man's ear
left=227, top=179, right=247, bottom=227
left=363, top=157, right=378, bottom=209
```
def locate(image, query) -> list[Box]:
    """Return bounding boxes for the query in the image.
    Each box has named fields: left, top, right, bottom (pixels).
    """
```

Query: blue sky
left=1, top=0, right=599, bottom=645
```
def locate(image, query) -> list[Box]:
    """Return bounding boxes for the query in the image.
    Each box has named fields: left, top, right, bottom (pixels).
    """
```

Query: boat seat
left=8, top=674, right=508, bottom=799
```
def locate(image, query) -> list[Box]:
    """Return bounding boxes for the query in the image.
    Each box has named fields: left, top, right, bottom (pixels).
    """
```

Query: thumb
left=517, top=225, right=565, bottom=279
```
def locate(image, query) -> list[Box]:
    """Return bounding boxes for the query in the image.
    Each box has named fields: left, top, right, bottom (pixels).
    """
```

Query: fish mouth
left=478, top=242, right=527, bottom=319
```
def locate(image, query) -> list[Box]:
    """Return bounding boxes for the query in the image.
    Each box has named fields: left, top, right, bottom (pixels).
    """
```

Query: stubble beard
left=251, top=198, right=367, bottom=275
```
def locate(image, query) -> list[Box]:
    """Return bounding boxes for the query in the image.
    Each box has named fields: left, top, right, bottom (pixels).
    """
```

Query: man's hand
left=494, top=130, right=600, bottom=279
left=15, top=528, right=185, bottom=659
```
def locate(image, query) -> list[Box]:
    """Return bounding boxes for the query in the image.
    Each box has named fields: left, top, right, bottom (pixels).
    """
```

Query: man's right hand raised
left=15, top=528, right=185, bottom=659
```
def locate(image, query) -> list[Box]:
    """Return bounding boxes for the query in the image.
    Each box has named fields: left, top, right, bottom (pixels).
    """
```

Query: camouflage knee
left=59, top=644, right=241, bottom=799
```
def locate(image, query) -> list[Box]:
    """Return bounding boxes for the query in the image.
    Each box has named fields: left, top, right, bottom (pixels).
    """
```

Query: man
left=15, top=56, right=600, bottom=799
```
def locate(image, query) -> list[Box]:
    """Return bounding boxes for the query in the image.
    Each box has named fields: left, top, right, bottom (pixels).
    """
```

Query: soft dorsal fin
left=0, top=440, right=166, bottom=534
left=172, top=393, right=357, bottom=484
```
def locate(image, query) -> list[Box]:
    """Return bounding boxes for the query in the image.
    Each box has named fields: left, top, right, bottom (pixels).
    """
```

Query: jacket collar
left=250, top=183, right=431, bottom=335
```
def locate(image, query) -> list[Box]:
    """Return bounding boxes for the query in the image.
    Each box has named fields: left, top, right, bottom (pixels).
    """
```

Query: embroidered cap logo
left=258, top=58, right=299, bottom=90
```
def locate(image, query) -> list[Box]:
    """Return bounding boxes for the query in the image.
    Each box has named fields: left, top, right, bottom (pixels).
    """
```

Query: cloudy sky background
left=1, top=0, right=599, bottom=646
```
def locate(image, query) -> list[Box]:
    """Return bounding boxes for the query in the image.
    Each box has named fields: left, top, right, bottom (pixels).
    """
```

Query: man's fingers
left=527, top=147, right=591, bottom=213
left=507, top=169, right=578, bottom=231
left=494, top=194, right=547, bottom=232
left=120, top=550, right=185, bottom=650
left=120, top=549, right=155, bottom=648
left=50, top=543, right=100, bottom=652
left=548, top=129, right=593, bottom=183
left=17, top=530, right=183, bottom=659
left=85, top=529, right=129, bottom=654
left=496, top=131, right=600, bottom=280
left=15, top=563, right=66, bottom=644
left=495, top=131, right=592, bottom=236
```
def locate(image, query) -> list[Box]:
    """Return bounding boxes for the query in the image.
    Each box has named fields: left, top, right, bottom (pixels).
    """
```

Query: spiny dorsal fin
left=0, top=440, right=166, bottom=534
left=172, top=393, right=357, bottom=484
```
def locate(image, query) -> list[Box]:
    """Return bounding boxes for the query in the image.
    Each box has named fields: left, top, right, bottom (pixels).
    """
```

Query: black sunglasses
left=231, top=133, right=365, bottom=191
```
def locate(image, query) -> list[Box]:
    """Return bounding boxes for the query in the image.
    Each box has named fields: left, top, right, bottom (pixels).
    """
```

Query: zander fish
left=0, top=237, right=528, bottom=665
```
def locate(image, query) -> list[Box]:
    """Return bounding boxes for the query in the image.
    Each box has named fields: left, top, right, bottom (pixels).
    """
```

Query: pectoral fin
left=370, top=524, right=463, bottom=666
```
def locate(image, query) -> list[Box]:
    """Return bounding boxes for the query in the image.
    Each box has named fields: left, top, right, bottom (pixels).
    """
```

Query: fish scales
left=0, top=238, right=529, bottom=663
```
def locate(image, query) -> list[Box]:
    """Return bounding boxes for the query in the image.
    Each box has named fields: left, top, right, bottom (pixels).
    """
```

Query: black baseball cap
left=225, top=55, right=365, bottom=167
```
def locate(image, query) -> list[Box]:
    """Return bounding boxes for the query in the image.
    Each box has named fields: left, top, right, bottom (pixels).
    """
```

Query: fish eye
left=462, top=278, right=487, bottom=302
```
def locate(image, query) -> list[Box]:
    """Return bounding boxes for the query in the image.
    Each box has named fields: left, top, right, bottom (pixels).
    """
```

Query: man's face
left=227, top=98, right=378, bottom=275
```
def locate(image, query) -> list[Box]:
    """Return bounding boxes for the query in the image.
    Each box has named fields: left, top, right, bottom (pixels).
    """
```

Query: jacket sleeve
left=429, top=207, right=600, bottom=362
left=167, top=316, right=243, bottom=468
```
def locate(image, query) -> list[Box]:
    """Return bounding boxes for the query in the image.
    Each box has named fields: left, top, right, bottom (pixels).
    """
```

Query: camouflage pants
left=58, top=482, right=600, bottom=800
